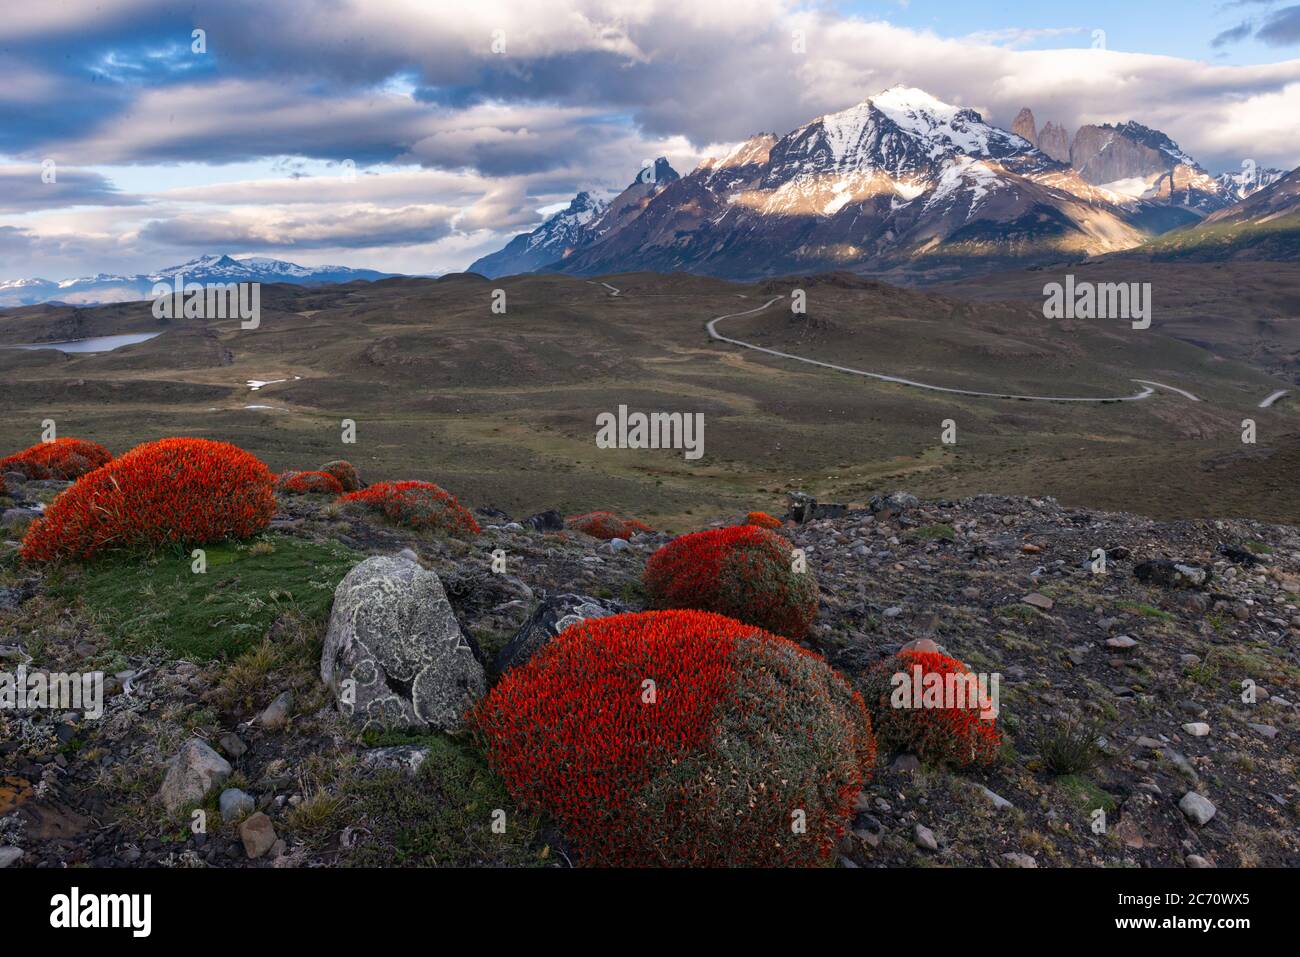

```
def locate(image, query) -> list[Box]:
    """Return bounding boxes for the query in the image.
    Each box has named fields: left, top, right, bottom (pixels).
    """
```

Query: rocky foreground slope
left=1, top=475, right=1298, bottom=868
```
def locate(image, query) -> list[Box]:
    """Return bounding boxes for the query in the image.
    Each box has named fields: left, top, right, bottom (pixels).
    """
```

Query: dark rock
left=523, top=509, right=564, bottom=532
left=1218, top=544, right=1260, bottom=566
left=495, top=593, right=624, bottom=673
left=1134, top=559, right=1211, bottom=590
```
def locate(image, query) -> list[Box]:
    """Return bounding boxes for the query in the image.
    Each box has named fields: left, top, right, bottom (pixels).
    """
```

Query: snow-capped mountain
left=468, top=159, right=679, bottom=278
left=1215, top=166, right=1288, bottom=202
left=470, top=87, right=1296, bottom=282
left=0, top=255, right=398, bottom=308
left=485, top=86, right=1150, bottom=281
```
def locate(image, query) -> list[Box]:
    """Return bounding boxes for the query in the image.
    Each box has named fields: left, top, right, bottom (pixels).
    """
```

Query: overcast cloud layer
left=2, top=0, right=1299, bottom=280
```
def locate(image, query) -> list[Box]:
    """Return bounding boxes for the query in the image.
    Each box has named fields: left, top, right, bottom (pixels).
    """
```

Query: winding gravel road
left=588, top=282, right=1287, bottom=407
left=705, top=295, right=1177, bottom=403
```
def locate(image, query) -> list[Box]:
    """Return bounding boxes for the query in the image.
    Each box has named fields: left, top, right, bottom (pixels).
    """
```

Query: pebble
left=1185, top=854, right=1214, bottom=868
left=913, top=823, right=938, bottom=851
left=257, top=691, right=293, bottom=731
left=217, top=732, right=247, bottom=759
left=1178, top=792, right=1216, bottom=826
left=1181, top=722, right=1210, bottom=737
left=1105, top=635, right=1137, bottom=650
left=1023, top=593, right=1054, bottom=610
left=238, top=812, right=278, bottom=859
left=1248, top=723, right=1278, bottom=740
left=891, top=753, right=920, bottom=773
left=1001, top=852, right=1037, bottom=868
left=219, top=788, right=255, bottom=823
left=976, top=784, right=1014, bottom=811
left=0, top=847, right=22, bottom=868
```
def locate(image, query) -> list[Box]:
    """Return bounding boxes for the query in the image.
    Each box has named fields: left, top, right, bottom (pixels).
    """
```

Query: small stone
left=157, top=740, right=232, bottom=814
left=1185, top=854, right=1214, bottom=869
left=891, top=753, right=920, bottom=773
left=606, top=538, right=630, bottom=553
left=238, top=812, right=278, bottom=859
left=1182, top=722, right=1210, bottom=737
left=1178, top=792, right=1216, bottom=826
left=217, top=732, right=247, bottom=759
left=1023, top=592, right=1054, bottom=611
left=961, top=587, right=980, bottom=600
left=913, top=823, right=938, bottom=851
left=257, top=691, right=293, bottom=731
left=1021, top=543, right=1042, bottom=554
left=396, top=548, right=419, bottom=562
left=1105, top=635, right=1137, bottom=650
left=976, top=784, right=1014, bottom=811
left=219, top=788, right=255, bottom=823
left=1001, top=852, right=1037, bottom=868
left=0, top=846, right=22, bottom=868
left=1248, top=723, right=1278, bottom=740
left=899, top=638, right=939, bottom=654
left=883, top=606, right=903, bottom=618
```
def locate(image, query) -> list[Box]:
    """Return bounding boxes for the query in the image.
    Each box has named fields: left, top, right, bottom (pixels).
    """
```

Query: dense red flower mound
left=643, top=524, right=818, bottom=639
left=476, top=609, right=875, bottom=867
left=20, top=438, right=276, bottom=563
left=565, top=510, right=652, bottom=540
left=0, top=438, right=112, bottom=481
left=319, top=459, right=361, bottom=492
left=746, top=510, right=783, bottom=529
left=275, top=470, right=344, bottom=495
left=340, top=480, right=479, bottom=537
left=858, top=650, right=1002, bottom=768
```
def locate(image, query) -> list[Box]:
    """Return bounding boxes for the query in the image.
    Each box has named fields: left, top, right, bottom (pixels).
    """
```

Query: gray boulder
left=494, top=593, right=623, bottom=674
left=157, top=739, right=232, bottom=814
left=321, top=555, right=486, bottom=732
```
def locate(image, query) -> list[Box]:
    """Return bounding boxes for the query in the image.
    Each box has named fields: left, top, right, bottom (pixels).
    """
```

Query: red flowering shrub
left=276, top=470, right=344, bottom=495
left=566, top=510, right=652, bottom=540
left=476, top=609, right=874, bottom=867
left=340, top=480, right=479, bottom=538
left=0, top=438, right=112, bottom=481
left=643, top=524, right=818, bottom=639
left=858, top=650, right=1002, bottom=768
left=319, top=459, right=361, bottom=492
left=746, top=510, right=783, bottom=529
left=20, top=438, right=275, bottom=563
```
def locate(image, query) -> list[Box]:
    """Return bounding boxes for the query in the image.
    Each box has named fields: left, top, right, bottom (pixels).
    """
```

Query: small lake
left=6, top=332, right=162, bottom=353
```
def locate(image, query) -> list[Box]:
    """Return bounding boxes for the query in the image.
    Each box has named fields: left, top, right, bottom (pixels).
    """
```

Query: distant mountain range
left=470, top=87, right=1297, bottom=282
left=0, top=255, right=398, bottom=308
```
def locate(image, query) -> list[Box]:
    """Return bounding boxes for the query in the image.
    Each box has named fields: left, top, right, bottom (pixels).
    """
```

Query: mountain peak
left=627, top=157, right=680, bottom=189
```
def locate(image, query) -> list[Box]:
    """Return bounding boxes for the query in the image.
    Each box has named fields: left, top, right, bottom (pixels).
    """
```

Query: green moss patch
left=49, top=533, right=361, bottom=661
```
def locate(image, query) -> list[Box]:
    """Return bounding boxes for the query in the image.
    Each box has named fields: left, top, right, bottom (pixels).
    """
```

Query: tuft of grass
left=911, top=523, right=956, bottom=541
left=49, top=534, right=360, bottom=661
left=1116, top=600, right=1173, bottom=621
left=1033, top=716, right=1102, bottom=776
left=1056, top=774, right=1117, bottom=814
left=312, top=735, right=547, bottom=867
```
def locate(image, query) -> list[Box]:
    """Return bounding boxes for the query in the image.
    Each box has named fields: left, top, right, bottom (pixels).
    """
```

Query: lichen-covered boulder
left=321, top=555, right=486, bottom=732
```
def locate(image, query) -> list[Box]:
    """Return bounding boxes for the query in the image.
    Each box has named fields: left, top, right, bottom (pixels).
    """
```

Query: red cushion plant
left=276, top=470, right=344, bottom=495
left=319, top=459, right=361, bottom=492
left=566, top=510, right=652, bottom=540
left=858, top=649, right=1002, bottom=768
left=643, top=524, right=818, bottom=639
left=746, top=510, right=783, bottom=529
left=20, top=438, right=276, bottom=563
left=0, top=437, right=112, bottom=481
left=339, top=480, right=479, bottom=538
left=475, top=609, right=875, bottom=867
